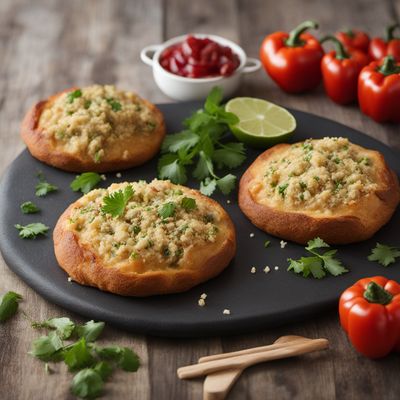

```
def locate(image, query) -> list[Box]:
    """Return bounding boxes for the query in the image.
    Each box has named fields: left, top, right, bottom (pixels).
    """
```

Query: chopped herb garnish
left=132, top=226, right=141, bottom=235
left=67, top=89, right=82, bottom=104
left=368, top=243, right=400, bottom=267
left=20, top=201, right=40, bottom=214
left=106, top=98, right=122, bottom=111
left=313, top=176, right=320, bottom=182
left=71, top=172, right=102, bottom=194
left=278, top=183, right=289, bottom=198
left=333, top=157, right=341, bottom=164
left=158, top=202, right=176, bottom=219
left=264, top=240, right=270, bottom=248
left=181, top=197, right=197, bottom=211
left=15, top=223, right=49, bottom=239
left=101, top=186, right=134, bottom=218
left=299, top=181, right=307, bottom=190
left=288, top=237, right=348, bottom=279
left=94, top=151, right=102, bottom=164
left=84, top=100, right=92, bottom=109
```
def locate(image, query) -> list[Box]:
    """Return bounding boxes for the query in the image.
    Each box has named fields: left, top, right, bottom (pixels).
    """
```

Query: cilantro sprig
left=36, top=172, right=58, bottom=197
left=71, top=172, right=102, bottom=194
left=29, top=316, right=139, bottom=399
left=20, top=201, right=40, bottom=214
left=15, top=222, right=49, bottom=239
left=368, top=243, right=400, bottom=267
left=101, top=185, right=134, bottom=217
left=158, top=87, right=245, bottom=196
left=288, top=237, right=348, bottom=279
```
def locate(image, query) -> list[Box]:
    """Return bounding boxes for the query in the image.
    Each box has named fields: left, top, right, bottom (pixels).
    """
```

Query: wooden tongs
left=177, top=335, right=329, bottom=400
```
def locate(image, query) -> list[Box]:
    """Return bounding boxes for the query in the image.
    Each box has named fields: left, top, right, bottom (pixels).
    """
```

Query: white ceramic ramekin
left=140, top=34, right=261, bottom=101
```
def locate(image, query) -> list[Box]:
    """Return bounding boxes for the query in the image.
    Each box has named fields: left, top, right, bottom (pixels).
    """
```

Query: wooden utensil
left=177, top=337, right=329, bottom=379
left=201, top=335, right=310, bottom=400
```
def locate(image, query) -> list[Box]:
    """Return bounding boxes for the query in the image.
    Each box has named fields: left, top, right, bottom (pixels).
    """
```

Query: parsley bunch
left=158, top=87, right=246, bottom=196
left=288, top=237, right=348, bottom=279
left=29, top=317, right=140, bottom=399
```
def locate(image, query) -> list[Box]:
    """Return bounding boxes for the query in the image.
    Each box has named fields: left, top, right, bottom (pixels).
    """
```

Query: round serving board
left=0, top=102, right=399, bottom=337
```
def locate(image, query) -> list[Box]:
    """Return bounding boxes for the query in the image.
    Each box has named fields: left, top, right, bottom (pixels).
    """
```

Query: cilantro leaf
left=0, top=291, right=22, bottom=322
left=29, top=331, right=64, bottom=361
left=94, top=346, right=140, bottom=372
left=204, top=86, right=223, bottom=113
left=71, top=172, right=102, bottom=194
left=368, top=243, right=400, bottom=266
left=106, top=97, right=122, bottom=111
left=200, top=178, right=217, bottom=196
left=213, top=142, right=246, bottom=169
left=193, top=151, right=214, bottom=181
left=20, top=201, right=40, bottom=214
left=161, top=131, right=199, bottom=153
left=158, top=154, right=187, bottom=184
left=158, top=202, right=176, bottom=219
left=67, top=89, right=82, bottom=103
left=71, top=368, right=104, bottom=399
left=15, top=223, right=49, bottom=239
left=181, top=197, right=196, bottom=211
left=35, top=181, right=58, bottom=197
left=33, top=317, right=75, bottom=339
left=93, top=361, right=113, bottom=380
left=75, top=320, right=105, bottom=342
left=64, top=338, right=95, bottom=371
left=264, top=240, right=270, bottom=248
left=216, top=174, right=236, bottom=195
left=288, top=237, right=348, bottom=279
left=101, top=185, right=134, bottom=217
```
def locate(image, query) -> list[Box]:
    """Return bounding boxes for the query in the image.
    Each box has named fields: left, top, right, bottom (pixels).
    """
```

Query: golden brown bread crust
left=53, top=197, right=236, bottom=297
left=20, top=89, right=166, bottom=172
left=239, top=143, right=400, bottom=245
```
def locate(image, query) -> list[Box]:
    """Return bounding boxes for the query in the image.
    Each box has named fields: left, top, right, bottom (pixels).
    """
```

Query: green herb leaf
left=33, top=317, right=75, bottom=339
left=368, top=243, right=400, bottom=267
left=118, top=347, right=140, bottom=372
left=35, top=181, right=58, bottom=197
left=71, top=368, right=104, bottom=399
left=20, top=201, right=40, bottom=214
left=67, top=89, right=82, bottom=103
left=200, top=178, right=217, bottom=196
left=0, top=291, right=22, bottom=322
left=101, top=185, right=134, bottom=217
left=15, top=223, right=49, bottom=239
left=278, top=183, right=288, bottom=198
left=158, top=153, right=188, bottom=184
left=93, top=361, right=113, bottom=380
left=193, top=151, right=214, bottom=181
left=204, top=86, right=223, bottom=114
left=212, top=142, right=246, bottom=169
left=181, top=197, right=196, bottom=211
left=71, top=172, right=102, bottom=194
left=288, top=237, right=348, bottom=279
left=75, top=320, right=105, bottom=342
left=63, top=337, right=95, bottom=371
left=216, top=174, right=236, bottom=195
left=29, top=331, right=64, bottom=361
left=264, top=240, right=271, bottom=248
left=158, top=202, right=176, bottom=219
left=106, top=97, right=122, bottom=111
left=162, top=131, right=199, bottom=153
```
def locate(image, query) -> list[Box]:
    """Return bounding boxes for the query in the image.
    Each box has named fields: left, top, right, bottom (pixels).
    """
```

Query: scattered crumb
left=223, top=309, right=231, bottom=315
left=200, top=293, right=207, bottom=300
left=264, top=266, right=271, bottom=274
left=250, top=267, right=256, bottom=274
left=67, top=277, right=73, bottom=283
left=226, top=200, right=231, bottom=204
left=116, top=172, right=122, bottom=178
left=274, top=266, right=279, bottom=271
left=198, top=298, right=206, bottom=307
left=100, top=174, right=106, bottom=181
left=280, top=240, right=287, bottom=249
left=249, top=233, right=255, bottom=238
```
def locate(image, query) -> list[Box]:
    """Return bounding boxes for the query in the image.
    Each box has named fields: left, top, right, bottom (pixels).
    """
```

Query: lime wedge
left=225, top=97, right=296, bottom=148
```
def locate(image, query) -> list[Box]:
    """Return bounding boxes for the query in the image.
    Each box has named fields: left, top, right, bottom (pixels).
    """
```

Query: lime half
left=226, top=97, right=296, bottom=148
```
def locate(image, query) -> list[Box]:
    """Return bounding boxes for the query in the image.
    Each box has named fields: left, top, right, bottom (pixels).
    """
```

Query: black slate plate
left=0, top=102, right=399, bottom=338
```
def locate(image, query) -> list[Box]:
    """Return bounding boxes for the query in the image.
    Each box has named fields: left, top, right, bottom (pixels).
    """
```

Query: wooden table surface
left=1, top=0, right=400, bottom=399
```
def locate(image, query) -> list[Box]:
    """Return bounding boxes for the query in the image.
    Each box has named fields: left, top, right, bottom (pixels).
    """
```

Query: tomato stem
left=378, top=55, right=400, bottom=76
left=363, top=282, right=393, bottom=305
left=286, top=20, right=319, bottom=47
left=320, top=35, right=349, bottom=60
left=385, top=23, right=400, bottom=42
left=344, top=29, right=355, bottom=38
